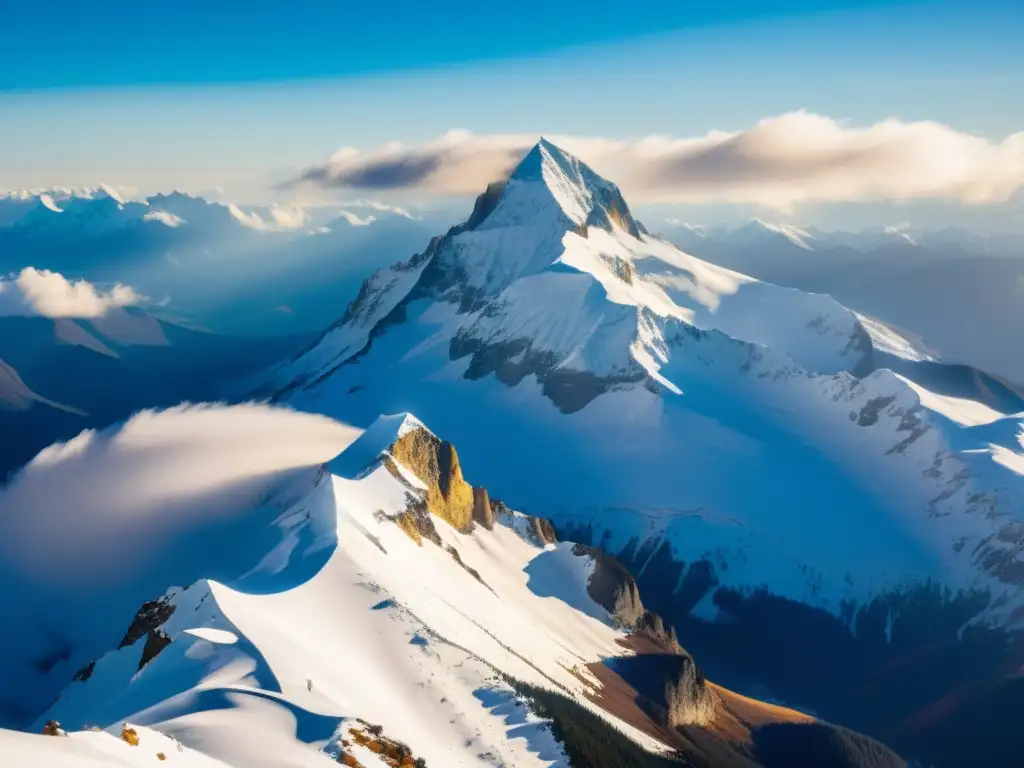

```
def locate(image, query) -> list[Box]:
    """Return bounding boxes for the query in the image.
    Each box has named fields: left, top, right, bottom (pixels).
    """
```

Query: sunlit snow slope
left=262, top=139, right=1024, bottom=626
left=1, top=405, right=669, bottom=767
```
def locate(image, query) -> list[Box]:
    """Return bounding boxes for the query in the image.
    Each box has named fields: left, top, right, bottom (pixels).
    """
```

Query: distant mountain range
left=657, top=218, right=1023, bottom=384
left=0, top=188, right=443, bottom=337
left=661, top=217, right=1020, bottom=258
left=0, top=149, right=1021, bottom=767
left=0, top=307, right=309, bottom=478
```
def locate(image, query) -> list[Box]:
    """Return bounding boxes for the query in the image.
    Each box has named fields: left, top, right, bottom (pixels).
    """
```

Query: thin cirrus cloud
left=284, top=112, right=1024, bottom=208
left=0, top=267, right=144, bottom=319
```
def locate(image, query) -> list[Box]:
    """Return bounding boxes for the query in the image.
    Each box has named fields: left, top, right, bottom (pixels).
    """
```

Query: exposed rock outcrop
left=472, top=486, right=495, bottom=530
left=449, top=333, right=648, bottom=415
left=445, top=544, right=488, bottom=588
left=119, top=595, right=176, bottom=649
left=464, top=180, right=507, bottom=231
left=117, top=593, right=180, bottom=672
left=664, top=654, right=717, bottom=727
left=573, top=543, right=645, bottom=628
left=636, top=610, right=684, bottom=654
left=389, top=427, right=475, bottom=532
left=529, top=516, right=558, bottom=546
left=614, top=652, right=717, bottom=728
left=391, top=494, right=442, bottom=547
left=386, top=425, right=558, bottom=548
left=138, top=630, right=172, bottom=671
left=71, top=661, right=95, bottom=682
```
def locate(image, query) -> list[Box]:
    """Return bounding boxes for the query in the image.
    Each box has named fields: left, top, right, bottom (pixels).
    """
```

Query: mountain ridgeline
left=255, top=139, right=1024, bottom=767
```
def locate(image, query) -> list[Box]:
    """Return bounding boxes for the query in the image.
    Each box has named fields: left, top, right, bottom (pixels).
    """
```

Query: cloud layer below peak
left=285, top=113, right=1024, bottom=208
left=0, top=268, right=144, bottom=319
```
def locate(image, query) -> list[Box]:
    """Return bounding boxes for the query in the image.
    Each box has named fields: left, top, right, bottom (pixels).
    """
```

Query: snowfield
left=3, top=139, right=1023, bottom=767
left=0, top=405, right=663, bottom=767
left=256, top=139, right=1024, bottom=628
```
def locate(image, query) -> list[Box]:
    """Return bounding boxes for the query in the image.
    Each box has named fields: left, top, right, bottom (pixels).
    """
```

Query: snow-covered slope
left=261, top=139, right=1023, bottom=623
left=246, top=142, right=1024, bottom=762
left=0, top=404, right=689, bottom=767
left=656, top=219, right=1024, bottom=384
left=0, top=358, right=84, bottom=414
left=241, top=140, right=1024, bottom=765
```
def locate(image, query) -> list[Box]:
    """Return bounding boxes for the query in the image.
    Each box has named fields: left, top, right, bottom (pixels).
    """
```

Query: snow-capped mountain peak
left=260, top=137, right=1023, bottom=653
left=481, top=138, right=642, bottom=238
left=729, top=218, right=817, bottom=250
left=38, top=194, right=63, bottom=214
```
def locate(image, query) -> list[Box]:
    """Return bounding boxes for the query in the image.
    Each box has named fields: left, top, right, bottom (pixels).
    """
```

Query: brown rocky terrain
left=389, top=426, right=476, bottom=532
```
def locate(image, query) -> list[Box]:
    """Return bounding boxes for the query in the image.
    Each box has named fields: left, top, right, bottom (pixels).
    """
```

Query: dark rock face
left=852, top=396, right=896, bottom=427
left=573, top=543, right=645, bottom=628
left=71, top=661, right=95, bottom=682
left=612, top=653, right=716, bottom=727
left=449, top=333, right=648, bottom=415
left=119, top=596, right=176, bottom=650
left=138, top=630, right=172, bottom=671
left=464, top=181, right=508, bottom=231
left=112, top=593, right=180, bottom=673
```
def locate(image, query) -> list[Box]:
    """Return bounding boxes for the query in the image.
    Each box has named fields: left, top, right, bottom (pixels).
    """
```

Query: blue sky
left=2, top=0, right=1022, bottom=229
left=0, top=0, right=937, bottom=90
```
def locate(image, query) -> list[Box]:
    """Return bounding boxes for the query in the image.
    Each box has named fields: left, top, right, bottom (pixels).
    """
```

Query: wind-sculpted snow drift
left=0, top=403, right=359, bottom=727
left=1, top=401, right=913, bottom=767
left=255, top=140, right=1024, bottom=765
left=0, top=405, right=660, bottom=767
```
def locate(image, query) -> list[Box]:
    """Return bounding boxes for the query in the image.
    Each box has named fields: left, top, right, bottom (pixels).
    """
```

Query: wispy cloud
left=0, top=402, right=359, bottom=582
left=0, top=402, right=360, bottom=722
left=0, top=268, right=143, bottom=319
left=284, top=113, right=1024, bottom=208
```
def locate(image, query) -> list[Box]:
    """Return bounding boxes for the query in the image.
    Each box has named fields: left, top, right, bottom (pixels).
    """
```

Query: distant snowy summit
left=659, top=216, right=1017, bottom=255
left=0, top=188, right=396, bottom=236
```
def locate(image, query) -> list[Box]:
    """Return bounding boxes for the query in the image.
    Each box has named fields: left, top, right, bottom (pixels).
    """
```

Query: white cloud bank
left=0, top=402, right=359, bottom=582
left=0, top=268, right=144, bottom=319
left=0, top=402, right=360, bottom=724
left=285, top=112, right=1024, bottom=208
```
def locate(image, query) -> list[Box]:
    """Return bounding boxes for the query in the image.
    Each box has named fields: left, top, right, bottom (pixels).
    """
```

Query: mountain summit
left=485, top=138, right=643, bottom=238
left=255, top=139, right=1024, bottom=763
